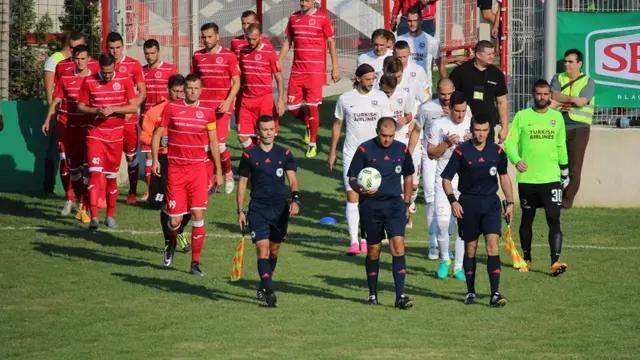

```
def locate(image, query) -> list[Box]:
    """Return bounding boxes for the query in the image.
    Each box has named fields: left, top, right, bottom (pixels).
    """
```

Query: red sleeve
left=77, top=79, right=90, bottom=105
left=207, top=109, right=216, bottom=126
left=262, top=36, right=271, bottom=45
left=190, top=55, right=197, bottom=74
left=133, top=62, right=145, bottom=84
left=88, top=60, right=100, bottom=74
left=392, top=0, right=401, bottom=16
left=171, top=64, right=178, bottom=76
left=125, top=78, right=137, bottom=101
left=53, top=79, right=65, bottom=99
left=160, top=102, right=172, bottom=127
left=322, top=14, right=334, bottom=38
left=228, top=54, right=241, bottom=77
left=270, top=50, right=281, bottom=74
left=284, top=16, right=293, bottom=37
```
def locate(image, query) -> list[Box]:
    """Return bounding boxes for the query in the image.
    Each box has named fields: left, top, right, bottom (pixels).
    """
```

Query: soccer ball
left=357, top=167, right=382, bottom=192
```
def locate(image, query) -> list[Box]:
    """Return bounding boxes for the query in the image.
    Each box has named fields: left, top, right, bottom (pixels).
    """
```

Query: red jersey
left=239, top=43, right=281, bottom=98
left=190, top=47, right=241, bottom=110
left=54, top=57, right=100, bottom=82
left=160, top=100, right=217, bottom=166
left=115, top=56, right=145, bottom=85
left=285, top=9, right=334, bottom=75
left=53, top=70, right=94, bottom=126
left=142, top=61, right=178, bottom=115
left=77, top=73, right=136, bottom=142
left=230, top=34, right=272, bottom=60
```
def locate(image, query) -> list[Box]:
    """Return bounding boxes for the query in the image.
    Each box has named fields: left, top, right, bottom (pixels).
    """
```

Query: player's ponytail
left=353, top=63, right=375, bottom=88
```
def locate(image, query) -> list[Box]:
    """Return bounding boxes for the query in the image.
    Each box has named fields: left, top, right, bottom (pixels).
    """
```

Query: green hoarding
left=557, top=12, right=640, bottom=108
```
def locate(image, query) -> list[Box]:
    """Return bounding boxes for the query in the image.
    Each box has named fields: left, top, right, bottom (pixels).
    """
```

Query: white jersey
left=428, top=114, right=472, bottom=177
left=399, top=62, right=431, bottom=116
left=397, top=31, right=442, bottom=82
left=356, top=49, right=393, bottom=79
left=418, top=99, right=473, bottom=140
left=386, top=86, right=414, bottom=144
left=334, top=88, right=393, bottom=155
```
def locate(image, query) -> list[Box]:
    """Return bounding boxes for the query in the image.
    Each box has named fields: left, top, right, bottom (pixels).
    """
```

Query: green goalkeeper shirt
left=504, top=107, right=569, bottom=184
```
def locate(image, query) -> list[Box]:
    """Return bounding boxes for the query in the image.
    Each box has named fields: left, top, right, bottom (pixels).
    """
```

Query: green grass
left=1, top=98, right=639, bottom=359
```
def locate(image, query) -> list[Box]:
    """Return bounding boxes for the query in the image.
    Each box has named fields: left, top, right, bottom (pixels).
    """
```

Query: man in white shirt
left=329, top=64, right=394, bottom=256
left=427, top=91, right=472, bottom=280
left=396, top=5, right=447, bottom=80
left=357, top=29, right=393, bottom=80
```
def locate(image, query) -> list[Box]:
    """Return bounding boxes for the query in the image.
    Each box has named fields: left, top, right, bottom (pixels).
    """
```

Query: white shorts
left=422, top=155, right=437, bottom=203
left=434, top=174, right=460, bottom=220
left=411, top=143, right=422, bottom=186
left=342, top=150, right=355, bottom=192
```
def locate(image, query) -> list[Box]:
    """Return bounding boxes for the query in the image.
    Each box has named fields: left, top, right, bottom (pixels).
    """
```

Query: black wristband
left=291, top=191, right=300, bottom=204
left=560, top=164, right=569, bottom=170
left=237, top=208, right=245, bottom=214
left=447, top=193, right=457, bottom=204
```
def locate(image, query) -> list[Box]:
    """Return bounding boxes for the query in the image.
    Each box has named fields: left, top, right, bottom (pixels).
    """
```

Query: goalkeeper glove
left=560, top=165, right=570, bottom=189
left=160, top=136, right=168, bottom=147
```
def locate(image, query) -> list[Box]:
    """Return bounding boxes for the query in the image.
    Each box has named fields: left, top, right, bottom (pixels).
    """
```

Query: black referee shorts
left=147, top=153, right=169, bottom=210
left=477, top=0, right=493, bottom=10
left=457, top=194, right=502, bottom=241
left=247, top=200, right=290, bottom=244
left=518, top=182, right=562, bottom=212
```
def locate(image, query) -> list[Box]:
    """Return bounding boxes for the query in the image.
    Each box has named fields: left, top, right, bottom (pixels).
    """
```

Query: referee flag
left=230, top=226, right=246, bottom=281
left=502, top=200, right=529, bottom=271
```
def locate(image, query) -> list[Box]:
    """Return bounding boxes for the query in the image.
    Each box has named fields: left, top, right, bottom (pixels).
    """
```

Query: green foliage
left=8, top=0, right=52, bottom=100
left=58, top=0, right=102, bottom=57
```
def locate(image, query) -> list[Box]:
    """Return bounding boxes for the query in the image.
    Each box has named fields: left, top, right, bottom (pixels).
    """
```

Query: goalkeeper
left=441, top=115, right=514, bottom=307
left=504, top=79, right=569, bottom=277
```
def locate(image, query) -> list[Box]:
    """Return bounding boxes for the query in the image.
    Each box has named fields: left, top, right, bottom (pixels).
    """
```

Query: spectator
left=391, top=0, right=438, bottom=37
left=448, top=40, right=508, bottom=143
left=478, top=0, right=502, bottom=39
left=550, top=49, right=595, bottom=209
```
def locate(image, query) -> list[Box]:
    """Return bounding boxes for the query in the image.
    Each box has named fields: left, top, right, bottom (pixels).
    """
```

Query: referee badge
left=489, top=166, right=497, bottom=176
left=371, top=100, right=378, bottom=106
left=395, top=165, right=402, bottom=174
left=276, top=168, right=284, bottom=177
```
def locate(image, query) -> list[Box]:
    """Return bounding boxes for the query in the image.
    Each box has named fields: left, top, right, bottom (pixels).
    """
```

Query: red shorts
left=287, top=73, right=325, bottom=109
left=123, top=122, right=138, bottom=156
left=86, top=138, right=123, bottom=174
left=237, top=94, right=276, bottom=137
left=216, top=112, right=230, bottom=145
left=165, top=162, right=209, bottom=216
left=65, top=126, right=88, bottom=170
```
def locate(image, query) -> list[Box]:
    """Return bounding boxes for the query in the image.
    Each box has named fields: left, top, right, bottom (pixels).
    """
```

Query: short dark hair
left=106, top=32, right=123, bottom=44
left=185, top=73, right=201, bottom=83
left=246, top=23, right=262, bottom=34
left=474, top=40, right=494, bottom=54
left=564, top=48, right=584, bottom=63
left=449, top=91, right=467, bottom=107
left=143, top=39, right=160, bottom=50
left=376, top=117, right=396, bottom=131
left=406, top=4, right=422, bottom=19
left=371, top=29, right=386, bottom=41
left=68, top=30, right=85, bottom=44
left=257, top=115, right=275, bottom=128
left=379, top=73, right=398, bottom=90
left=72, top=45, right=89, bottom=57
left=353, top=63, right=375, bottom=87
left=168, top=74, right=185, bottom=88
left=382, top=56, right=402, bottom=74
left=200, top=22, right=219, bottom=33
left=532, top=78, right=551, bottom=92
left=384, top=30, right=395, bottom=43
left=241, top=10, right=258, bottom=19
left=394, top=40, right=410, bottom=51
left=471, top=113, right=491, bottom=129
left=99, top=53, right=116, bottom=67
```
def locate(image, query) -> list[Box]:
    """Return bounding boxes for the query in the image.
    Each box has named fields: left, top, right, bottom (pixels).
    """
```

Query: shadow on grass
left=112, top=272, right=257, bottom=304
left=33, top=242, right=165, bottom=270
left=35, top=227, right=160, bottom=253
left=0, top=194, right=77, bottom=226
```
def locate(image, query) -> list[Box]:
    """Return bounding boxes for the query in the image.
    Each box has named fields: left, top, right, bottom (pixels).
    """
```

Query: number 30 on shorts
left=551, top=188, right=562, bottom=204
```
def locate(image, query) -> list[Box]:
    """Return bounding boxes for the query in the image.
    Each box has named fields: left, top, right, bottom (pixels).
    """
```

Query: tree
left=58, top=0, right=102, bottom=57
left=8, top=0, right=52, bottom=100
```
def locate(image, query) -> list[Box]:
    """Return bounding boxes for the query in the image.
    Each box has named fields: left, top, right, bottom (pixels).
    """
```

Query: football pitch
left=1, top=96, right=639, bottom=359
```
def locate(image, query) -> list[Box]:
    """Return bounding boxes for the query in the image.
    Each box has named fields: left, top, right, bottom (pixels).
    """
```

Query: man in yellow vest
left=550, top=49, right=595, bottom=209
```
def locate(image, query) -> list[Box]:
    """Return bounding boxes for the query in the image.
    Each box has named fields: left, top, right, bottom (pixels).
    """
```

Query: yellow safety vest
left=558, top=72, right=595, bottom=125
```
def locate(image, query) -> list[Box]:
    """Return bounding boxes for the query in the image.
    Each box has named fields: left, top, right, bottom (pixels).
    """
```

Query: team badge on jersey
left=395, top=165, right=402, bottom=174
left=196, top=111, right=204, bottom=119
left=371, top=100, right=378, bottom=106
left=276, top=168, right=284, bottom=177
left=397, top=98, right=404, bottom=106
left=255, top=54, right=262, bottom=61
left=112, top=82, right=121, bottom=91
left=309, top=19, right=316, bottom=26
left=419, top=42, right=425, bottom=49
left=410, top=72, right=416, bottom=77
left=489, top=166, right=497, bottom=176
left=216, top=57, right=223, bottom=64
left=119, top=66, right=127, bottom=73
left=154, top=71, right=162, bottom=79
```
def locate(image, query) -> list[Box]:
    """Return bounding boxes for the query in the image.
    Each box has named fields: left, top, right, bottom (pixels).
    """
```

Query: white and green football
left=357, top=167, right=382, bottom=192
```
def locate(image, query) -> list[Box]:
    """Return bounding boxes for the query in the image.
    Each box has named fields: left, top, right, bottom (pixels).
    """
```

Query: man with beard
left=504, top=79, right=569, bottom=277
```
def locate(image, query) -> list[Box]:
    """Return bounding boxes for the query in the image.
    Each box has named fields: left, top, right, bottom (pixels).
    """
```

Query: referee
left=448, top=40, right=509, bottom=143
left=441, top=116, right=514, bottom=307
left=348, top=117, right=415, bottom=309
left=504, top=79, right=569, bottom=277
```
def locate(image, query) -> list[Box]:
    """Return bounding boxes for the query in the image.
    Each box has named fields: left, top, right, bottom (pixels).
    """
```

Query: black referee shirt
left=449, top=59, right=508, bottom=124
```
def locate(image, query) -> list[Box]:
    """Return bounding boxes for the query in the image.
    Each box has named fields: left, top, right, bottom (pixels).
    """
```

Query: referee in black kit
left=441, top=116, right=515, bottom=307
left=348, top=117, right=415, bottom=309
left=448, top=40, right=509, bottom=143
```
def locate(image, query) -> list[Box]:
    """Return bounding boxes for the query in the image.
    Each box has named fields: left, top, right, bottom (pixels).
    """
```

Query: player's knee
left=545, top=212, right=561, bottom=233
left=269, top=242, right=281, bottom=257
left=218, top=143, right=226, bottom=153
left=190, top=210, right=204, bottom=222
left=389, top=236, right=405, bottom=256
left=412, top=184, right=419, bottom=191
left=255, top=240, right=270, bottom=258
left=169, top=215, right=183, bottom=229
left=436, top=215, right=451, bottom=232
left=465, top=240, right=478, bottom=257
left=126, top=154, right=136, bottom=164
left=485, top=234, right=500, bottom=256
left=346, top=191, right=359, bottom=203
left=368, top=244, right=381, bottom=260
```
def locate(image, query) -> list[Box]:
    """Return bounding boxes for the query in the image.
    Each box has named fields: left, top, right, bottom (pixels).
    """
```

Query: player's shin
left=437, top=216, right=451, bottom=260
left=463, top=254, right=477, bottom=295
left=160, top=211, right=171, bottom=246
left=60, top=155, right=74, bottom=201
left=454, top=236, right=465, bottom=271
left=308, top=106, right=320, bottom=145
left=219, top=143, right=232, bottom=175
left=365, top=255, right=380, bottom=297
left=288, top=107, right=308, bottom=126
left=391, top=254, right=407, bottom=299
left=179, top=213, right=192, bottom=234
left=145, top=159, right=152, bottom=189
left=346, top=201, right=360, bottom=245
left=88, top=171, right=102, bottom=218
left=486, top=236, right=502, bottom=295
left=257, top=244, right=274, bottom=292
left=426, top=202, right=438, bottom=254
left=71, top=171, right=85, bottom=205
left=519, top=208, right=536, bottom=261
left=128, top=157, right=139, bottom=195
left=190, top=219, right=205, bottom=263
left=105, top=175, right=118, bottom=218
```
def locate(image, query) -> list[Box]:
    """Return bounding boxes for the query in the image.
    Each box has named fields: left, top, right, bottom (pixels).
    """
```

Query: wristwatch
left=237, top=208, right=245, bottom=214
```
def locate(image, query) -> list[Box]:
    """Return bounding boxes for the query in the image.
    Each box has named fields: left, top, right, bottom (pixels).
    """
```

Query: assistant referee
left=441, top=115, right=514, bottom=307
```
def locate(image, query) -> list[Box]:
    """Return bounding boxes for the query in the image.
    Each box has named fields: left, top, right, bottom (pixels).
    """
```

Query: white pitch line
left=2, top=226, right=640, bottom=251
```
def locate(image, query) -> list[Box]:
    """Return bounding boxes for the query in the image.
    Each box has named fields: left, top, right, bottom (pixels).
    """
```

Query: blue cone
left=319, top=217, right=337, bottom=225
